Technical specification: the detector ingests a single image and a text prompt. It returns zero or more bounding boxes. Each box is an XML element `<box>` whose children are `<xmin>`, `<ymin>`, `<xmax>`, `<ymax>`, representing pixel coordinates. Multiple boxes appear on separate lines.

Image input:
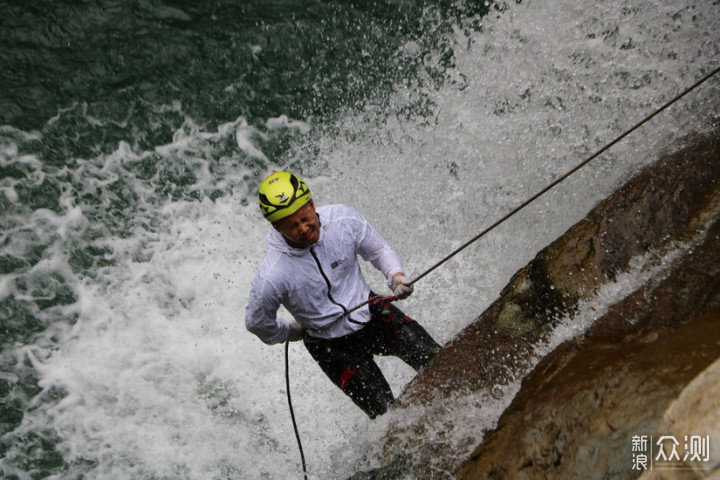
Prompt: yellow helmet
<box><xmin>258</xmin><ymin>172</ymin><xmax>312</xmax><ymax>223</ymax></box>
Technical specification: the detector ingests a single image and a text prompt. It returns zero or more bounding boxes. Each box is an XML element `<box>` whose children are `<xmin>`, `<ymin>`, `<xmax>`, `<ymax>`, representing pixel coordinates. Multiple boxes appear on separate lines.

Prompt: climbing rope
<box><xmin>345</xmin><ymin>64</ymin><xmax>720</xmax><ymax>316</ymax></box>
<box><xmin>286</xmin><ymin>64</ymin><xmax>720</xmax><ymax>478</ymax></box>
<box><xmin>285</xmin><ymin>340</ymin><xmax>308</xmax><ymax>479</ymax></box>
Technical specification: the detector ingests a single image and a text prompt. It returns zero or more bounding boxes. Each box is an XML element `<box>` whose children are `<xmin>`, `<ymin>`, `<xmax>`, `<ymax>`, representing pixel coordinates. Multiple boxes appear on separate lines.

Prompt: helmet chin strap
<box><xmin>282</xmin><ymin>234</ymin><xmax>307</xmax><ymax>249</ymax></box>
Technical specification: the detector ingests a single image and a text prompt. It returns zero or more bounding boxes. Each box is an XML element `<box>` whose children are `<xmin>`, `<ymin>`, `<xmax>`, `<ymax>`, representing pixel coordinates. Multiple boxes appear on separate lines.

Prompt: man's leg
<box><xmin>304</xmin><ymin>334</ymin><xmax>395</xmax><ymax>419</ymax></box>
<box><xmin>396</xmin><ymin>320</ymin><xmax>442</xmax><ymax>370</ymax></box>
<box><xmin>369</xmin><ymin>299</ymin><xmax>442</xmax><ymax>371</ymax></box>
<box><xmin>339</xmin><ymin>357</ymin><xmax>395</xmax><ymax>418</ymax></box>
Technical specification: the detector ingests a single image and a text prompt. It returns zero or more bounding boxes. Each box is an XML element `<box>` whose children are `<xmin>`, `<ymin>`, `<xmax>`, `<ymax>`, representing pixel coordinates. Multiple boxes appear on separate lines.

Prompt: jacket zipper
<box><xmin>310</xmin><ymin>247</ymin><xmax>363</xmax><ymax>325</ymax></box>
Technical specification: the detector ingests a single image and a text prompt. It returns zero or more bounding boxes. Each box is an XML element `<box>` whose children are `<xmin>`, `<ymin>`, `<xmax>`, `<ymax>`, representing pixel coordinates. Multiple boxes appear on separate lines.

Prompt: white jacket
<box><xmin>245</xmin><ymin>204</ymin><xmax>404</xmax><ymax>344</ymax></box>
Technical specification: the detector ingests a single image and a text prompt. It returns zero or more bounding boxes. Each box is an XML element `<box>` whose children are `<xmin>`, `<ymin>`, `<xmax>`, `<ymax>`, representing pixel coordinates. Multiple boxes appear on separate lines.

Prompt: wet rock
<box><xmin>354</xmin><ymin>131</ymin><xmax>720</xmax><ymax>479</ymax></box>
<box><xmin>637</xmin><ymin>356</ymin><xmax>720</xmax><ymax>480</ymax></box>
<box><xmin>459</xmin><ymin>306</ymin><xmax>720</xmax><ymax>479</ymax></box>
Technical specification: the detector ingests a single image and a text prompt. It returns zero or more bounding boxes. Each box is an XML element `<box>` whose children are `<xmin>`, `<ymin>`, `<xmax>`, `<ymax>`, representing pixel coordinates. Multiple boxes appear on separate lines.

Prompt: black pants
<box><xmin>303</xmin><ymin>298</ymin><xmax>441</xmax><ymax>419</ymax></box>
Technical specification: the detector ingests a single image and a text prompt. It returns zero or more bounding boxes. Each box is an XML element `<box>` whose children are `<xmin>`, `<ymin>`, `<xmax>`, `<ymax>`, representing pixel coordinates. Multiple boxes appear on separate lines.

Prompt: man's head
<box><xmin>258</xmin><ymin>172</ymin><xmax>320</xmax><ymax>248</ymax></box>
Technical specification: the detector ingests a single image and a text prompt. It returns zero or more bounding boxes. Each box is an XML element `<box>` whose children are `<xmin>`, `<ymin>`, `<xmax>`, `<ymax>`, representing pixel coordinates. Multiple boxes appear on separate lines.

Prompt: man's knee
<box><xmin>398</xmin><ymin>321</ymin><xmax>441</xmax><ymax>370</ymax></box>
<box><xmin>341</xmin><ymin>361</ymin><xmax>394</xmax><ymax>419</ymax></box>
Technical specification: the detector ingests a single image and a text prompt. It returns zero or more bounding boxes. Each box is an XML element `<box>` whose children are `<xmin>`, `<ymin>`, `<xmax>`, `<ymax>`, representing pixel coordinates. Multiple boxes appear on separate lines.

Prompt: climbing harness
<box><xmin>285</xmin><ymin>63</ymin><xmax>720</xmax><ymax>477</ymax></box>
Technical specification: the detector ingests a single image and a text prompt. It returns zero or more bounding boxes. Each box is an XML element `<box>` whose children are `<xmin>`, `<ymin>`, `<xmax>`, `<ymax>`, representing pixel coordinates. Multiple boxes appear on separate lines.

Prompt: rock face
<box><xmin>354</xmin><ymin>131</ymin><xmax>720</xmax><ymax>479</ymax></box>
<box><xmin>638</xmin><ymin>355</ymin><xmax>720</xmax><ymax>480</ymax></box>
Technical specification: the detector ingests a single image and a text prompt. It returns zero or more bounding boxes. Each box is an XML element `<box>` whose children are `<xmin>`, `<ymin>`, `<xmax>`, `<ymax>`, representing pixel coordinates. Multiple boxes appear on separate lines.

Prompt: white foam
<box><xmin>6</xmin><ymin>1</ymin><xmax>719</xmax><ymax>479</ymax></box>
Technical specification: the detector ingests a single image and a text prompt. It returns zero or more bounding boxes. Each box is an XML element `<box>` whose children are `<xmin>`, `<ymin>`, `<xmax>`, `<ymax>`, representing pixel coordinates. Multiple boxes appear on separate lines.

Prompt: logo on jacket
<box><xmin>331</xmin><ymin>258</ymin><xmax>346</xmax><ymax>269</ymax></box>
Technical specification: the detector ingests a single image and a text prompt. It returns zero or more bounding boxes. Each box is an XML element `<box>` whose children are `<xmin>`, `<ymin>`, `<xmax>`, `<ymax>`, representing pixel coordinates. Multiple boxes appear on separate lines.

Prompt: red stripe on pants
<box><xmin>338</xmin><ymin>365</ymin><xmax>359</xmax><ymax>391</ymax></box>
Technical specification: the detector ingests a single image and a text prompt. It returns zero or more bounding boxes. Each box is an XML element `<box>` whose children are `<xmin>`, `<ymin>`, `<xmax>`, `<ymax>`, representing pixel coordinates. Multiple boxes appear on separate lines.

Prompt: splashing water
<box><xmin>1</xmin><ymin>0</ymin><xmax>718</xmax><ymax>478</ymax></box>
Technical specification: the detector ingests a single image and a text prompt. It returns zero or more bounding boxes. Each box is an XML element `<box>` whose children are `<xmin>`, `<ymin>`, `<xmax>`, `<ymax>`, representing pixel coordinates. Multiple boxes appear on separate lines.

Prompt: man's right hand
<box><xmin>391</xmin><ymin>274</ymin><xmax>414</xmax><ymax>299</ymax></box>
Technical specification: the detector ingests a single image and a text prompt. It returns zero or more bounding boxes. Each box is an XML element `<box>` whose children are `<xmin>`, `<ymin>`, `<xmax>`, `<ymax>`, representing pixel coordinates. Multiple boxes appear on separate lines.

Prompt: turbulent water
<box><xmin>1</xmin><ymin>0</ymin><xmax>718</xmax><ymax>478</ymax></box>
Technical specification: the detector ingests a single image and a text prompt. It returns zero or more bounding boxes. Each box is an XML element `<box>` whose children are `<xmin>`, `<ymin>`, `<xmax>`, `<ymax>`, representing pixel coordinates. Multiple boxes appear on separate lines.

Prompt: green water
<box><xmin>1</xmin><ymin>1</ymin><xmax>490</xmax><ymax>149</ymax></box>
<box><xmin>1</xmin><ymin>0</ymin><xmax>718</xmax><ymax>478</ymax></box>
<box><xmin>1</xmin><ymin>1</ymin><xmax>493</xmax><ymax>478</ymax></box>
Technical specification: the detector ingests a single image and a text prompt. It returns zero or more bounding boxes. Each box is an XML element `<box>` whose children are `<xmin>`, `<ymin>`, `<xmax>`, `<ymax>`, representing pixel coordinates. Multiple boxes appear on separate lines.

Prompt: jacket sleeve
<box><xmin>244</xmin><ymin>274</ymin><xmax>293</xmax><ymax>345</ymax></box>
<box><xmin>351</xmin><ymin>208</ymin><xmax>404</xmax><ymax>289</ymax></box>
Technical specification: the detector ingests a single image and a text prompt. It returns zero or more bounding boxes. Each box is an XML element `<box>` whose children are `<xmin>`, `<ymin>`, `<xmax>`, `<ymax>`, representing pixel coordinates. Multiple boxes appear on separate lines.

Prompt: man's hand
<box><xmin>287</xmin><ymin>319</ymin><xmax>304</xmax><ymax>342</ymax></box>
<box><xmin>391</xmin><ymin>273</ymin><xmax>414</xmax><ymax>300</ymax></box>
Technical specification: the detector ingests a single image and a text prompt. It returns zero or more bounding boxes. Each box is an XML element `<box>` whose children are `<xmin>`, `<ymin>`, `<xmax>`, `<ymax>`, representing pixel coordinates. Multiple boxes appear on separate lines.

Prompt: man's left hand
<box><xmin>391</xmin><ymin>274</ymin><xmax>414</xmax><ymax>299</ymax></box>
<box><xmin>287</xmin><ymin>319</ymin><xmax>304</xmax><ymax>342</ymax></box>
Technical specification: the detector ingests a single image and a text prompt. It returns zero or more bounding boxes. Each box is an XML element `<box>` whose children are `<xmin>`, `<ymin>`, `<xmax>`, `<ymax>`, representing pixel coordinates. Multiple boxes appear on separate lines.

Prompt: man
<box><xmin>245</xmin><ymin>172</ymin><xmax>441</xmax><ymax>418</ymax></box>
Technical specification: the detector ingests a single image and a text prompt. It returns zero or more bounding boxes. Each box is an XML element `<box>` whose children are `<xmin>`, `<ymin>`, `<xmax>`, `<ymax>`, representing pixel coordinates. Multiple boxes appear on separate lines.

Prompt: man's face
<box><xmin>273</xmin><ymin>199</ymin><xmax>320</xmax><ymax>248</ymax></box>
